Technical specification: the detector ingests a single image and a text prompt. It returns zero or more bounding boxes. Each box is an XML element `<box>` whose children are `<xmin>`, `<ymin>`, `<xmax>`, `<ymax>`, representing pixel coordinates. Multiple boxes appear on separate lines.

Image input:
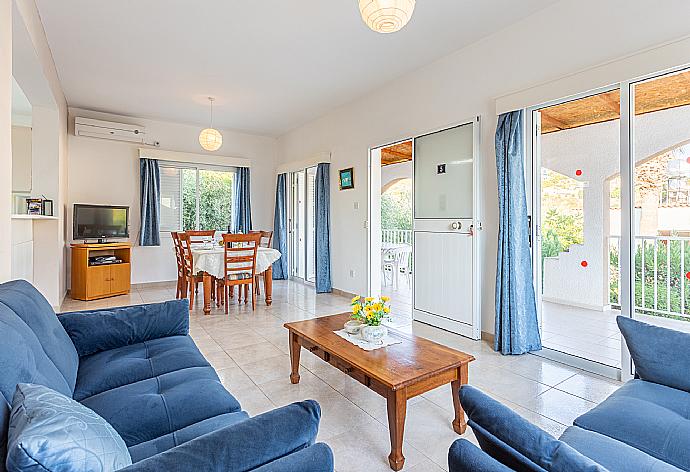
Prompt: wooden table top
<box><xmin>284</xmin><ymin>313</ymin><xmax>474</xmax><ymax>390</ymax></box>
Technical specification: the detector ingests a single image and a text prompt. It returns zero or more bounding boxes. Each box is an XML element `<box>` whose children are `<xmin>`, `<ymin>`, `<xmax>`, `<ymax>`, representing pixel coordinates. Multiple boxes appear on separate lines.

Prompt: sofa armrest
<box><xmin>250</xmin><ymin>443</ymin><xmax>333</xmax><ymax>472</ymax></box>
<box><xmin>59</xmin><ymin>299</ymin><xmax>189</xmax><ymax>357</ymax></box>
<box><xmin>448</xmin><ymin>439</ymin><xmax>513</xmax><ymax>472</ymax></box>
<box><xmin>617</xmin><ymin>315</ymin><xmax>690</xmax><ymax>392</ymax></box>
<box><xmin>118</xmin><ymin>400</ymin><xmax>324</xmax><ymax>472</ymax></box>
<box><xmin>460</xmin><ymin>386</ymin><xmax>605</xmax><ymax>471</ymax></box>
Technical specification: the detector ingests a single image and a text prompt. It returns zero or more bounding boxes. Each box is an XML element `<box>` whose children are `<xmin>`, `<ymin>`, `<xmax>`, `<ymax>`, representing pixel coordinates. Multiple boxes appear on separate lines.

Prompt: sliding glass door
<box><xmin>529</xmin><ymin>65</ymin><xmax>690</xmax><ymax>377</ymax></box>
<box><xmin>630</xmin><ymin>69</ymin><xmax>690</xmax><ymax>333</ymax></box>
<box><xmin>289</xmin><ymin>167</ymin><xmax>317</xmax><ymax>283</ymax></box>
<box><xmin>531</xmin><ymin>89</ymin><xmax>622</xmax><ymax>370</ymax></box>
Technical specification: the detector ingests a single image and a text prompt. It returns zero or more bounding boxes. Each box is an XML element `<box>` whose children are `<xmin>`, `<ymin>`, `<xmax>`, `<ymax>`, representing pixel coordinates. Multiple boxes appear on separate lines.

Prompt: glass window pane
<box><xmin>414</xmin><ymin>123</ymin><xmax>473</xmax><ymax>219</ymax></box>
<box><xmin>182</xmin><ymin>168</ymin><xmax>198</xmax><ymax>230</ymax></box>
<box><xmin>198</xmin><ymin>169</ymin><xmax>234</xmax><ymax>231</ymax></box>
<box><xmin>633</xmin><ymin>69</ymin><xmax>690</xmax><ymax>329</ymax></box>
<box><xmin>536</xmin><ymin>89</ymin><xmax>621</xmax><ymax>368</ymax></box>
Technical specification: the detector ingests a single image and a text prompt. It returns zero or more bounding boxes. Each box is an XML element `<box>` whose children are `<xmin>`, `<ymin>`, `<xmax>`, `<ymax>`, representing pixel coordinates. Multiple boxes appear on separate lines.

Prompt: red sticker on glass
<box><xmin>575</xmin><ymin>169</ymin><xmax>583</xmax><ymax>176</ymax></box>
<box><xmin>581</xmin><ymin>260</ymin><xmax>588</xmax><ymax>267</ymax></box>
<box><xmin>686</xmin><ymin>271</ymin><xmax>690</xmax><ymax>280</ymax></box>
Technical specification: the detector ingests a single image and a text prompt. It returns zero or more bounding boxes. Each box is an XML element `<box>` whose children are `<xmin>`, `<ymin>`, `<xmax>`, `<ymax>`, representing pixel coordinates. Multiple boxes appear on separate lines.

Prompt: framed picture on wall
<box><xmin>339</xmin><ymin>167</ymin><xmax>354</xmax><ymax>190</ymax></box>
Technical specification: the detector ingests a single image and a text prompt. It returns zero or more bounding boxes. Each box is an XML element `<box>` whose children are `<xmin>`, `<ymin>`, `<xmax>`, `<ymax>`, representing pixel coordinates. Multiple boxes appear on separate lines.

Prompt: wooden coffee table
<box><xmin>284</xmin><ymin>313</ymin><xmax>474</xmax><ymax>470</ymax></box>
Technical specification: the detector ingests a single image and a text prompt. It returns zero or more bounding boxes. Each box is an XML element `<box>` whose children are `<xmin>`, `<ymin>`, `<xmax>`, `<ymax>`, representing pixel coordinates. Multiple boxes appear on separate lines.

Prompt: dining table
<box><xmin>191</xmin><ymin>246</ymin><xmax>281</xmax><ymax>314</ymax></box>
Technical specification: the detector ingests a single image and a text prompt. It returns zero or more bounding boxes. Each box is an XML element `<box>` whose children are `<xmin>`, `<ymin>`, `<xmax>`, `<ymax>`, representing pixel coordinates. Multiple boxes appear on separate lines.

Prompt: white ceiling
<box><xmin>35</xmin><ymin>0</ymin><xmax>558</xmax><ymax>136</ymax></box>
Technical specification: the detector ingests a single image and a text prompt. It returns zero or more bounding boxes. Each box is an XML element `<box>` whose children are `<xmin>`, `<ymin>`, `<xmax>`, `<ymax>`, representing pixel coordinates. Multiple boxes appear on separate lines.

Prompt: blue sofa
<box><xmin>0</xmin><ymin>280</ymin><xmax>334</xmax><ymax>471</ymax></box>
<box><xmin>449</xmin><ymin>316</ymin><xmax>690</xmax><ymax>472</ymax></box>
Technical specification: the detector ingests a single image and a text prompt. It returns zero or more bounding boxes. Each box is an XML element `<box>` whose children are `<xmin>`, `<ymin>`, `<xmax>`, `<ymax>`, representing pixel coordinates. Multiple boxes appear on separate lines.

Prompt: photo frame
<box><xmin>339</xmin><ymin>167</ymin><xmax>354</xmax><ymax>190</ymax></box>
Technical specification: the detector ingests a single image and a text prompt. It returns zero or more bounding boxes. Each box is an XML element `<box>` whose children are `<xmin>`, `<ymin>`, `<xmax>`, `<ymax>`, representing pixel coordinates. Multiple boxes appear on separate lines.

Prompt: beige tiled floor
<box><xmin>61</xmin><ymin>279</ymin><xmax>622</xmax><ymax>472</ymax></box>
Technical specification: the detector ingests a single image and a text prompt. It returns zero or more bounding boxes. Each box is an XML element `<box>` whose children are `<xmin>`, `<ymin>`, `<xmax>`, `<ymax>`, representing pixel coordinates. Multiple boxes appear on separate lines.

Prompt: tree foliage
<box><xmin>183</xmin><ymin>169</ymin><xmax>233</xmax><ymax>231</ymax></box>
<box><xmin>381</xmin><ymin>180</ymin><xmax>412</xmax><ymax>230</ymax></box>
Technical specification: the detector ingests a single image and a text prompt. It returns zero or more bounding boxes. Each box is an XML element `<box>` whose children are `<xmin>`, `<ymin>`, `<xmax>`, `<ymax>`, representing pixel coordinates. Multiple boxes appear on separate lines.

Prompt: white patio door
<box><xmin>412</xmin><ymin>119</ymin><xmax>482</xmax><ymax>339</ymax></box>
<box><xmin>289</xmin><ymin>167</ymin><xmax>317</xmax><ymax>282</ymax></box>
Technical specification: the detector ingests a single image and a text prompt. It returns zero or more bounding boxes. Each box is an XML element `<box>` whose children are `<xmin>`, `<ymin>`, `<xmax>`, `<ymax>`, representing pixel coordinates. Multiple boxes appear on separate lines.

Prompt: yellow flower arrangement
<box><xmin>350</xmin><ymin>295</ymin><xmax>392</xmax><ymax>326</ymax></box>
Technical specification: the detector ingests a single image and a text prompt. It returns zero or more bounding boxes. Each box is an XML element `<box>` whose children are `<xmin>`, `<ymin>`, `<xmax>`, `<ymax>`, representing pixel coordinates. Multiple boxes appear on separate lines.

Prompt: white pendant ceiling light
<box><xmin>359</xmin><ymin>0</ymin><xmax>416</xmax><ymax>34</ymax></box>
<box><xmin>199</xmin><ymin>97</ymin><xmax>223</xmax><ymax>151</ymax></box>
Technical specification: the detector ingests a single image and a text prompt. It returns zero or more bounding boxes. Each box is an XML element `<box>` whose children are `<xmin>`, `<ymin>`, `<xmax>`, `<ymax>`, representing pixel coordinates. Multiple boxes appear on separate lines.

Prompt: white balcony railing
<box><xmin>382</xmin><ymin>229</ymin><xmax>413</xmax><ymax>245</ymax></box>
<box><xmin>609</xmin><ymin>235</ymin><xmax>689</xmax><ymax>319</ymax></box>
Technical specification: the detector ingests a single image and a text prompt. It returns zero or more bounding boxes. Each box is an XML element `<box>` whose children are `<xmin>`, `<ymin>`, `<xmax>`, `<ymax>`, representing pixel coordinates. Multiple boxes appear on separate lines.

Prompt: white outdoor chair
<box><xmin>382</xmin><ymin>244</ymin><xmax>412</xmax><ymax>289</ymax></box>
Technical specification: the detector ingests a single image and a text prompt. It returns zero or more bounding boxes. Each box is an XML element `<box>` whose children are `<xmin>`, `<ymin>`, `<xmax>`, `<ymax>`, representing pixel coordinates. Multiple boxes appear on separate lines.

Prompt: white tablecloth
<box><xmin>192</xmin><ymin>247</ymin><xmax>281</xmax><ymax>279</ymax></box>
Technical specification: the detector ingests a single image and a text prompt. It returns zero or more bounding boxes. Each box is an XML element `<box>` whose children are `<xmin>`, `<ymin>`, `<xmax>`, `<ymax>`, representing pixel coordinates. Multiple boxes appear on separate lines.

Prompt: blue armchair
<box><xmin>0</xmin><ymin>280</ymin><xmax>333</xmax><ymax>472</ymax></box>
<box><xmin>448</xmin><ymin>316</ymin><xmax>690</xmax><ymax>472</ymax></box>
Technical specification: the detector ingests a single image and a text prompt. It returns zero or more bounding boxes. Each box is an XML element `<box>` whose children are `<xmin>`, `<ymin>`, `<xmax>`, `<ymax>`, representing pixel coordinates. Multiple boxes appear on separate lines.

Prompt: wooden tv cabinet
<box><xmin>70</xmin><ymin>242</ymin><xmax>132</xmax><ymax>301</ymax></box>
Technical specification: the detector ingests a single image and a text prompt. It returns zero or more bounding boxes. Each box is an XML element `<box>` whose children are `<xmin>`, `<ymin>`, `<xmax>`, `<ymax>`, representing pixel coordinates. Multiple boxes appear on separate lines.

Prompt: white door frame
<box><xmin>367</xmin><ymin>118</ymin><xmax>482</xmax><ymax>339</ymax></box>
<box><xmin>367</xmin><ymin>139</ymin><xmax>413</xmax><ymax>297</ymax></box>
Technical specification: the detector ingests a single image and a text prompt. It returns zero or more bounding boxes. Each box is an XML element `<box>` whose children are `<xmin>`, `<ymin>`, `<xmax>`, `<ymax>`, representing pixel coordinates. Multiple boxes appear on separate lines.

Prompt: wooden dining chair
<box><xmin>249</xmin><ymin>230</ymin><xmax>273</xmax><ymax>295</ymax></box>
<box><xmin>171</xmin><ymin>232</ymin><xmax>187</xmax><ymax>299</ymax></box>
<box><xmin>249</xmin><ymin>230</ymin><xmax>273</xmax><ymax>248</ymax></box>
<box><xmin>183</xmin><ymin>230</ymin><xmax>217</xmax><ymax>297</ymax></box>
<box><xmin>185</xmin><ymin>230</ymin><xmax>216</xmax><ymax>244</ymax></box>
<box><xmin>221</xmin><ymin>233</ymin><xmax>262</xmax><ymax>312</ymax></box>
<box><xmin>178</xmin><ymin>232</ymin><xmax>206</xmax><ymax>308</ymax></box>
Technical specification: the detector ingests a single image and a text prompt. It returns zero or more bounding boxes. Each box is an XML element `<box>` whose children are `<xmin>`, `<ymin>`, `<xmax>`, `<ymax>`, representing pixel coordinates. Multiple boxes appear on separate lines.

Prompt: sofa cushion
<box><xmin>574</xmin><ymin>379</ymin><xmax>690</xmax><ymax>470</ymax></box>
<box><xmin>59</xmin><ymin>300</ymin><xmax>189</xmax><ymax>357</ymax></box>
<box><xmin>560</xmin><ymin>426</ymin><xmax>682</xmax><ymax>472</ymax></box>
<box><xmin>6</xmin><ymin>383</ymin><xmax>131</xmax><ymax>472</ymax></box>
<box><xmin>0</xmin><ymin>280</ymin><xmax>78</xmax><ymax>392</ymax></box>
<box><xmin>128</xmin><ymin>411</ymin><xmax>249</xmax><ymax>462</ymax></box>
<box><xmin>617</xmin><ymin>316</ymin><xmax>690</xmax><ymax>393</ymax></box>
<box><xmin>74</xmin><ymin>335</ymin><xmax>211</xmax><ymax>401</ymax></box>
<box><xmin>79</xmin><ymin>366</ymin><xmax>242</xmax><ymax>447</ymax></box>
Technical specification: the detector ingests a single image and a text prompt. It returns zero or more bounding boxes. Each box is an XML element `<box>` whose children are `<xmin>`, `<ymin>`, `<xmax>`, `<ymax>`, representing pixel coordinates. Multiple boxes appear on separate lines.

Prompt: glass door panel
<box><xmin>289</xmin><ymin>168</ymin><xmax>316</xmax><ymax>283</ymax></box>
<box><xmin>306</xmin><ymin>166</ymin><xmax>317</xmax><ymax>282</ymax></box>
<box><xmin>534</xmin><ymin>89</ymin><xmax>622</xmax><ymax>368</ymax></box>
<box><xmin>631</xmin><ymin>69</ymin><xmax>690</xmax><ymax>332</ymax></box>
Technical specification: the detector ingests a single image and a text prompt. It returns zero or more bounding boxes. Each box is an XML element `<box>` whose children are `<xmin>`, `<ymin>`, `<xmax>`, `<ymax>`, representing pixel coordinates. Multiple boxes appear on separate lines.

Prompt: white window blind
<box><xmin>160</xmin><ymin>166</ymin><xmax>182</xmax><ymax>232</ymax></box>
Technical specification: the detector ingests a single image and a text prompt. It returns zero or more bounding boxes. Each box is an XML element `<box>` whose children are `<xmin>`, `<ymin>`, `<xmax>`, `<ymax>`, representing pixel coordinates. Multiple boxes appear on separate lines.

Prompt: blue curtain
<box><xmin>233</xmin><ymin>167</ymin><xmax>252</xmax><ymax>233</ymax></box>
<box><xmin>140</xmin><ymin>158</ymin><xmax>161</xmax><ymax>246</ymax></box>
<box><xmin>272</xmin><ymin>173</ymin><xmax>288</xmax><ymax>279</ymax></box>
<box><xmin>315</xmin><ymin>163</ymin><xmax>332</xmax><ymax>293</ymax></box>
<box><xmin>495</xmin><ymin>110</ymin><xmax>541</xmax><ymax>355</ymax></box>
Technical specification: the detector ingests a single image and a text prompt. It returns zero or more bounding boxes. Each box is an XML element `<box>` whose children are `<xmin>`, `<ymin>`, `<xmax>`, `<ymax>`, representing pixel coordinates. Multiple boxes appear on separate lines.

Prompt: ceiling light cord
<box><xmin>209</xmin><ymin>97</ymin><xmax>215</xmax><ymax>128</ymax></box>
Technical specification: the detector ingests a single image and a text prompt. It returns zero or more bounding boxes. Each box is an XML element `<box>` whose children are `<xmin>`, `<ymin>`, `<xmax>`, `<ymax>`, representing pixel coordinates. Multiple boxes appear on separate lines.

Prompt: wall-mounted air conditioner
<box><xmin>74</xmin><ymin>117</ymin><xmax>146</xmax><ymax>143</ymax></box>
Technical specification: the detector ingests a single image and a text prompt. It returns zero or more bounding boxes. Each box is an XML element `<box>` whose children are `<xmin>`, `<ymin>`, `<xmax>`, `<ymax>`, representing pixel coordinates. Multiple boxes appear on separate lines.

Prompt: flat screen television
<box><xmin>73</xmin><ymin>204</ymin><xmax>129</xmax><ymax>241</ymax></box>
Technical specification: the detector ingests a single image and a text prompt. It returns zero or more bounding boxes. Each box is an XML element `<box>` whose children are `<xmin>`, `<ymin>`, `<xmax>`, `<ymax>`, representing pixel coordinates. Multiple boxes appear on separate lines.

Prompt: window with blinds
<box><xmin>160</xmin><ymin>166</ymin><xmax>183</xmax><ymax>231</ymax></box>
<box><xmin>159</xmin><ymin>162</ymin><xmax>235</xmax><ymax>232</ymax></box>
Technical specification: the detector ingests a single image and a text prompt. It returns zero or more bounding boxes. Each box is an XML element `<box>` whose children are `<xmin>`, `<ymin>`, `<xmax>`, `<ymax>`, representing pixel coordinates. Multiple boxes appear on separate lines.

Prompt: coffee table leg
<box><xmin>451</xmin><ymin>364</ymin><xmax>469</xmax><ymax>434</ymax></box>
<box><xmin>386</xmin><ymin>388</ymin><xmax>407</xmax><ymax>471</ymax></box>
<box><xmin>289</xmin><ymin>331</ymin><xmax>301</xmax><ymax>384</ymax></box>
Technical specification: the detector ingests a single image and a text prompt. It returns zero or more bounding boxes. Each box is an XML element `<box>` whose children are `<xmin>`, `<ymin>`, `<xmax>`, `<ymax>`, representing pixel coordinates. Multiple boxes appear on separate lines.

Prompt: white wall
<box><xmin>67</xmin><ymin>108</ymin><xmax>278</xmax><ymax>285</ymax></box>
<box><xmin>381</xmin><ymin>161</ymin><xmax>412</xmax><ymax>193</ymax></box>
<box><xmin>277</xmin><ymin>0</ymin><xmax>690</xmax><ymax>335</ymax></box>
<box><xmin>2</xmin><ymin>0</ymin><xmax>68</xmax><ymax>306</ymax></box>
<box><xmin>0</xmin><ymin>1</ymin><xmax>12</xmax><ymax>281</ymax></box>
<box><xmin>11</xmin><ymin>125</ymin><xmax>31</xmax><ymax>192</ymax></box>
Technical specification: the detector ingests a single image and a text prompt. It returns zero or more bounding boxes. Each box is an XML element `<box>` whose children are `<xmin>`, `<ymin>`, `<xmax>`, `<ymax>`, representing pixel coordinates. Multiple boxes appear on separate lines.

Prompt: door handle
<box><xmin>450</xmin><ymin>221</ymin><xmax>463</xmax><ymax>231</ymax></box>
